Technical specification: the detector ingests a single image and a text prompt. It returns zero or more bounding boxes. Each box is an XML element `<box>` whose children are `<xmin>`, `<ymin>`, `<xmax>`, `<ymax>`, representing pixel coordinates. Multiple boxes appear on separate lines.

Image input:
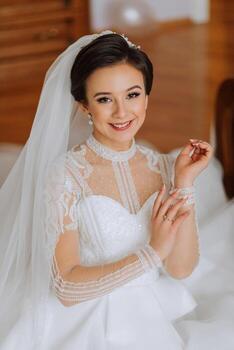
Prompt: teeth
<box><xmin>112</xmin><ymin>121</ymin><xmax>131</xmax><ymax>128</ymax></box>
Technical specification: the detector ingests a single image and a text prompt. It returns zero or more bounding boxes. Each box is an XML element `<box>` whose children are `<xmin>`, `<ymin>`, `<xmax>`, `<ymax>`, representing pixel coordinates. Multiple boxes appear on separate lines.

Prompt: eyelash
<box><xmin>96</xmin><ymin>92</ymin><xmax>140</xmax><ymax>104</ymax></box>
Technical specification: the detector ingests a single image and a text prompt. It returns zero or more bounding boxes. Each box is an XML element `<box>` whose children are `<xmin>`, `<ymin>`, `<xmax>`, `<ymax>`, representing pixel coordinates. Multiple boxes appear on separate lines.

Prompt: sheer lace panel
<box><xmin>70</xmin><ymin>142</ymin><xmax>164</xmax><ymax>215</ymax></box>
<box><xmin>158</xmin><ymin>153</ymin><xmax>176</xmax><ymax>191</ymax></box>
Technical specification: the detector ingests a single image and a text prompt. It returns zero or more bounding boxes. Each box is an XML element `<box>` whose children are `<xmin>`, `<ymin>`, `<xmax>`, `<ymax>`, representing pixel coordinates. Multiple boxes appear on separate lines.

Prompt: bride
<box><xmin>0</xmin><ymin>30</ymin><xmax>233</xmax><ymax>350</ymax></box>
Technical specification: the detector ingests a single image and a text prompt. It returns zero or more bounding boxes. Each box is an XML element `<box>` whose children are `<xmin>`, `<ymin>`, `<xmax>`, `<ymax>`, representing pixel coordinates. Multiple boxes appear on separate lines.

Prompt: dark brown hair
<box><xmin>70</xmin><ymin>33</ymin><xmax>153</xmax><ymax>105</ymax></box>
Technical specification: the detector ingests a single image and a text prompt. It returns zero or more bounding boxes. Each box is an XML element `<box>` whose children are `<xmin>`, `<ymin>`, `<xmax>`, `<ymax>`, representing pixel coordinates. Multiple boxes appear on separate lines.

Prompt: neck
<box><xmin>93</xmin><ymin>130</ymin><xmax>133</xmax><ymax>151</ymax></box>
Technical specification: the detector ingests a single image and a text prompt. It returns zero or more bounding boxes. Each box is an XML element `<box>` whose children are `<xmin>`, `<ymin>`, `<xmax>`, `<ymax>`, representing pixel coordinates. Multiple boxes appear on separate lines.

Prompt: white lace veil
<box><xmin>0</xmin><ymin>29</ymin><xmax>131</xmax><ymax>349</ymax></box>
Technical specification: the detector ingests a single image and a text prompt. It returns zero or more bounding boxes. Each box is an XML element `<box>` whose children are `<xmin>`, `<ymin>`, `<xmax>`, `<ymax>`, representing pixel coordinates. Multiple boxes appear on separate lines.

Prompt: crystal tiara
<box><xmin>112</xmin><ymin>31</ymin><xmax>141</xmax><ymax>49</ymax></box>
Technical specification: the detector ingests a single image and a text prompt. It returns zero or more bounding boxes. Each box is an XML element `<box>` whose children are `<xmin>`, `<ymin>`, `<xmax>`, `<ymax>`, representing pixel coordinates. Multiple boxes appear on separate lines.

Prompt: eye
<box><xmin>127</xmin><ymin>92</ymin><xmax>140</xmax><ymax>99</ymax></box>
<box><xmin>96</xmin><ymin>97</ymin><xmax>111</xmax><ymax>104</ymax></box>
<box><xmin>96</xmin><ymin>92</ymin><xmax>140</xmax><ymax>104</ymax></box>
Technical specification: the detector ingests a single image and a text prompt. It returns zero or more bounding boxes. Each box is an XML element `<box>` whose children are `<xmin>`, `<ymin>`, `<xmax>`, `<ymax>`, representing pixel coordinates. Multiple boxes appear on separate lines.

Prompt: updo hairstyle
<box><xmin>70</xmin><ymin>33</ymin><xmax>153</xmax><ymax>105</ymax></box>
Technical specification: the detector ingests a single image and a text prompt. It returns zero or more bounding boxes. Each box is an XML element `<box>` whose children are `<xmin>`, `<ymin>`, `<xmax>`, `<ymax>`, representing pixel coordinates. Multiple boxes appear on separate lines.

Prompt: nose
<box><xmin>113</xmin><ymin>98</ymin><xmax>128</xmax><ymax>120</ymax></box>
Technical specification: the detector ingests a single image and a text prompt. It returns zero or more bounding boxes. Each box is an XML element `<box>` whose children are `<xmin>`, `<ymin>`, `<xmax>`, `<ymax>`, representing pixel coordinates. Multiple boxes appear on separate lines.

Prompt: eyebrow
<box><xmin>93</xmin><ymin>85</ymin><xmax>142</xmax><ymax>98</ymax></box>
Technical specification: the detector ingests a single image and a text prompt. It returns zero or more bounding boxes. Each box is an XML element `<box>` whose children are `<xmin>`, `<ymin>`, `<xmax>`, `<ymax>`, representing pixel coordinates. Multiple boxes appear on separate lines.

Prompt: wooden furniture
<box><xmin>209</xmin><ymin>1</ymin><xmax>234</xmax><ymax>198</ymax></box>
<box><xmin>210</xmin><ymin>0</ymin><xmax>234</xmax><ymax>22</ymax></box>
<box><xmin>0</xmin><ymin>0</ymin><xmax>90</xmax><ymax>144</ymax></box>
<box><xmin>215</xmin><ymin>79</ymin><xmax>234</xmax><ymax>199</ymax></box>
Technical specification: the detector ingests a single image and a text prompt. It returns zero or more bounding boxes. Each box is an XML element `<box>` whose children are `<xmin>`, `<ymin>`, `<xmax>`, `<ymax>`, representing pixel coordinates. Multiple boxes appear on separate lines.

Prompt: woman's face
<box><xmin>79</xmin><ymin>62</ymin><xmax>148</xmax><ymax>151</ymax></box>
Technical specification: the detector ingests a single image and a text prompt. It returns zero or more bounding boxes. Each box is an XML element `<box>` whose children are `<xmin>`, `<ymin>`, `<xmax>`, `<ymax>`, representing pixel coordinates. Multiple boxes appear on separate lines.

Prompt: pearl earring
<box><xmin>88</xmin><ymin>113</ymin><xmax>93</xmax><ymax>125</ymax></box>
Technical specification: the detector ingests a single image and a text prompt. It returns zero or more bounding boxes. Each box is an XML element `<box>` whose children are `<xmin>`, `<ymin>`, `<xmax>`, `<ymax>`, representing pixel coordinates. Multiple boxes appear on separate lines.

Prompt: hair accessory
<box><xmin>120</xmin><ymin>33</ymin><xmax>141</xmax><ymax>49</ymax></box>
<box><xmin>112</xmin><ymin>31</ymin><xmax>141</xmax><ymax>49</ymax></box>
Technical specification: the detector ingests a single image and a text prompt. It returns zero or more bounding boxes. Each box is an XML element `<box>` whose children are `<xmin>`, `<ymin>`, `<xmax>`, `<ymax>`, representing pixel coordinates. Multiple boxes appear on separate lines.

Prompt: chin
<box><xmin>110</xmin><ymin>130</ymin><xmax>136</xmax><ymax>141</ymax></box>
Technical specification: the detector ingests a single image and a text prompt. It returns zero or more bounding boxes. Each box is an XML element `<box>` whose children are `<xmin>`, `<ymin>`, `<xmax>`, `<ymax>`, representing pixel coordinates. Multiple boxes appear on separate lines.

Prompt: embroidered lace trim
<box><xmin>86</xmin><ymin>133</ymin><xmax>137</xmax><ymax>161</ymax></box>
<box><xmin>137</xmin><ymin>144</ymin><xmax>161</xmax><ymax>173</ymax></box>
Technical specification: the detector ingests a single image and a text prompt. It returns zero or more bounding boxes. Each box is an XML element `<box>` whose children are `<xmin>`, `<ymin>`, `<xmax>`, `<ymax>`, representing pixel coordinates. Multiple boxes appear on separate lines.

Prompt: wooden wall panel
<box><xmin>124</xmin><ymin>20</ymin><xmax>234</xmax><ymax>153</ymax></box>
<box><xmin>0</xmin><ymin>0</ymin><xmax>90</xmax><ymax>145</ymax></box>
<box><xmin>210</xmin><ymin>0</ymin><xmax>234</xmax><ymax>22</ymax></box>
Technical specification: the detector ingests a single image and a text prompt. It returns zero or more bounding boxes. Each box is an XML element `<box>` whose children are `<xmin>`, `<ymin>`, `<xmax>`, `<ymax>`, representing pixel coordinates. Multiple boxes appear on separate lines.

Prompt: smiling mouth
<box><xmin>109</xmin><ymin>120</ymin><xmax>134</xmax><ymax>130</ymax></box>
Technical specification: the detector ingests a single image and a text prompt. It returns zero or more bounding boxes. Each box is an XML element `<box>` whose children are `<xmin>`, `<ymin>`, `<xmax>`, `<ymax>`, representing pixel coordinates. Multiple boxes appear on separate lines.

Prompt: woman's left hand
<box><xmin>174</xmin><ymin>139</ymin><xmax>214</xmax><ymax>186</ymax></box>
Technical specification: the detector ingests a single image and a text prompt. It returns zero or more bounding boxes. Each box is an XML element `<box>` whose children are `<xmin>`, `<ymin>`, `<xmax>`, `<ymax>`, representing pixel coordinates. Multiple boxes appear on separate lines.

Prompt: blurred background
<box><xmin>0</xmin><ymin>0</ymin><xmax>233</xmax><ymax>196</ymax></box>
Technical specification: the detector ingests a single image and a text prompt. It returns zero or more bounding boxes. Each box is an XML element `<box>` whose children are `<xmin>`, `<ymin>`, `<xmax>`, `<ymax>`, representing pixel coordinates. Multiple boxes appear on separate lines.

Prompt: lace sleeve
<box><xmin>44</xmin><ymin>156</ymin><xmax>163</xmax><ymax>306</ymax></box>
<box><xmin>159</xmin><ymin>152</ymin><xmax>201</xmax><ymax>261</ymax></box>
<box><xmin>158</xmin><ymin>153</ymin><xmax>176</xmax><ymax>191</ymax></box>
<box><xmin>44</xmin><ymin>155</ymin><xmax>81</xmax><ymax>260</ymax></box>
<box><xmin>52</xmin><ymin>244</ymin><xmax>163</xmax><ymax>306</ymax></box>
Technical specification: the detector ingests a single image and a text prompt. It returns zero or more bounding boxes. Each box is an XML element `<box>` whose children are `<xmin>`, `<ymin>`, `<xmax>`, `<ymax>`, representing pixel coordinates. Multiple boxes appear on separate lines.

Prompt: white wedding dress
<box><xmin>2</xmin><ymin>134</ymin><xmax>234</xmax><ymax>350</ymax></box>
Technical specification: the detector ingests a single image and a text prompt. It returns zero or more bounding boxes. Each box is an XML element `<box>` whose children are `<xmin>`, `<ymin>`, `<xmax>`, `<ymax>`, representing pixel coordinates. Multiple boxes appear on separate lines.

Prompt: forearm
<box><xmin>59</xmin><ymin>254</ymin><xmax>140</xmax><ymax>306</ymax></box>
<box><xmin>52</xmin><ymin>245</ymin><xmax>162</xmax><ymax>306</ymax></box>
<box><xmin>164</xmin><ymin>181</ymin><xmax>200</xmax><ymax>279</ymax></box>
<box><xmin>65</xmin><ymin>253</ymin><xmax>138</xmax><ymax>283</ymax></box>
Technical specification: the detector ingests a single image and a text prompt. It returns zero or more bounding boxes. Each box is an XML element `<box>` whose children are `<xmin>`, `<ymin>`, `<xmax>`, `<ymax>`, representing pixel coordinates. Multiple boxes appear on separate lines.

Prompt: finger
<box><xmin>192</xmin><ymin>142</ymin><xmax>209</xmax><ymax>151</ymax></box>
<box><xmin>171</xmin><ymin>210</ymin><xmax>191</xmax><ymax>232</ymax></box>
<box><xmin>179</xmin><ymin>143</ymin><xmax>195</xmax><ymax>156</ymax></box>
<box><xmin>157</xmin><ymin>189</ymin><xmax>181</xmax><ymax>217</ymax></box>
<box><xmin>193</xmin><ymin>145</ymin><xmax>213</xmax><ymax>161</ymax></box>
<box><xmin>190</xmin><ymin>140</ymin><xmax>213</xmax><ymax>154</ymax></box>
<box><xmin>165</xmin><ymin>196</ymin><xmax>188</xmax><ymax>221</ymax></box>
<box><xmin>190</xmin><ymin>139</ymin><xmax>210</xmax><ymax>144</ymax></box>
<box><xmin>190</xmin><ymin>138</ymin><xmax>210</xmax><ymax>145</ymax></box>
<box><xmin>151</xmin><ymin>184</ymin><xmax>166</xmax><ymax>220</ymax></box>
<box><xmin>190</xmin><ymin>141</ymin><xmax>214</xmax><ymax>160</ymax></box>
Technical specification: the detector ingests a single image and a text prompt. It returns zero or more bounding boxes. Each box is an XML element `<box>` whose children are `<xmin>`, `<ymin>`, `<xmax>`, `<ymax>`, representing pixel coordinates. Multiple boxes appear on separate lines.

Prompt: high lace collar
<box><xmin>86</xmin><ymin>133</ymin><xmax>137</xmax><ymax>161</ymax></box>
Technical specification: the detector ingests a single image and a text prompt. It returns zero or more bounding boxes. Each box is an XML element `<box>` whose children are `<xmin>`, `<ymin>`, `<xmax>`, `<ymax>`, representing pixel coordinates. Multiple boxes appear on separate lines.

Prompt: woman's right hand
<box><xmin>149</xmin><ymin>184</ymin><xmax>191</xmax><ymax>261</ymax></box>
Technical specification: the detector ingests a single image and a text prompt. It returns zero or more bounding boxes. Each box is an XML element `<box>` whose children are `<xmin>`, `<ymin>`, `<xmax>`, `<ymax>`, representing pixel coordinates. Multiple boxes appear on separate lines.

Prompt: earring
<box><xmin>88</xmin><ymin>113</ymin><xmax>93</xmax><ymax>125</ymax></box>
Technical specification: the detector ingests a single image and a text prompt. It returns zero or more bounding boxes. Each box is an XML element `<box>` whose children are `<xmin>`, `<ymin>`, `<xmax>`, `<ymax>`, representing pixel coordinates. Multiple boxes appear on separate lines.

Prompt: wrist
<box><xmin>146</xmin><ymin>243</ymin><xmax>163</xmax><ymax>268</ymax></box>
<box><xmin>149</xmin><ymin>240</ymin><xmax>163</xmax><ymax>261</ymax></box>
<box><xmin>169</xmin><ymin>184</ymin><xmax>196</xmax><ymax>207</ymax></box>
<box><xmin>136</xmin><ymin>243</ymin><xmax>163</xmax><ymax>271</ymax></box>
<box><xmin>174</xmin><ymin>179</ymin><xmax>194</xmax><ymax>188</ymax></box>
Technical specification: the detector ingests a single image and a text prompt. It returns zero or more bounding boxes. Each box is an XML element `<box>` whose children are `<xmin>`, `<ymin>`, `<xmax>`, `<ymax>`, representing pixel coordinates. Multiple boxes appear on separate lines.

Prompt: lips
<box><xmin>109</xmin><ymin>120</ymin><xmax>134</xmax><ymax>131</ymax></box>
